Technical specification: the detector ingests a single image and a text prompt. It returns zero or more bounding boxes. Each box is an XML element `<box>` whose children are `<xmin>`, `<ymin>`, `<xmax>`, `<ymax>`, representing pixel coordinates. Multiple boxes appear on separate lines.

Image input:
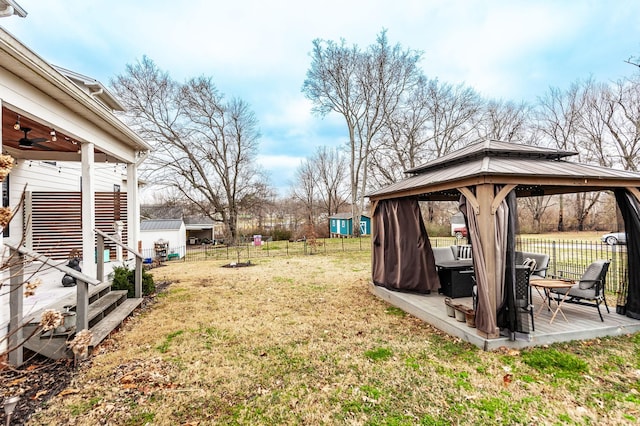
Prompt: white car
<box><xmin>601</xmin><ymin>232</ymin><xmax>626</xmax><ymax>245</ymax></box>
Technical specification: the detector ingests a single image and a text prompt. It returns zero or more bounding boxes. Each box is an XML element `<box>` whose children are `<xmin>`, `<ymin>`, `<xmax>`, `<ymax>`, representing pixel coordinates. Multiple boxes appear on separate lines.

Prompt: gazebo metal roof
<box><xmin>368</xmin><ymin>140</ymin><xmax>640</xmax><ymax>202</ymax></box>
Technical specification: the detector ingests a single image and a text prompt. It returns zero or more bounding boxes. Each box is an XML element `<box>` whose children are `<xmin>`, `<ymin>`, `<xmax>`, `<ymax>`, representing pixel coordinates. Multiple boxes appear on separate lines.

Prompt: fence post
<box><xmin>551</xmin><ymin>241</ymin><xmax>557</xmax><ymax>277</ymax></box>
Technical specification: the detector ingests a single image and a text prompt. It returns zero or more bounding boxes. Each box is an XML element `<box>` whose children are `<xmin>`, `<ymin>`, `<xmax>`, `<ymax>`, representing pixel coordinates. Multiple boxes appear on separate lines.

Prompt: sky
<box><xmin>1</xmin><ymin>0</ymin><xmax>640</xmax><ymax>197</ymax></box>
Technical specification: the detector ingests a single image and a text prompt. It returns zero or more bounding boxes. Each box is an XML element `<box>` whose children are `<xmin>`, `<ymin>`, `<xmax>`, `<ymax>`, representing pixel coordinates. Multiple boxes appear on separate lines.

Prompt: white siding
<box><xmin>5</xmin><ymin>161</ymin><xmax>127</xmax><ymax>241</ymax></box>
<box><xmin>139</xmin><ymin>223</ymin><xmax>186</xmax><ymax>258</ymax></box>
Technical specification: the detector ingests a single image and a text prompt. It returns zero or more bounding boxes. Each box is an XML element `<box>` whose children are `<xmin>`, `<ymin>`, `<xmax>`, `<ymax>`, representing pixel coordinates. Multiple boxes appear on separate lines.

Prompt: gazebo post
<box><xmin>476</xmin><ymin>183</ymin><xmax>500</xmax><ymax>339</ymax></box>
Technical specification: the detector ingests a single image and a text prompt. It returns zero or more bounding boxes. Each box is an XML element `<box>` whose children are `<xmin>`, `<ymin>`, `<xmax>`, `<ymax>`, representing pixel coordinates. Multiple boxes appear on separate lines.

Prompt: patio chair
<box><xmin>549</xmin><ymin>260</ymin><xmax>611</xmax><ymax>322</ymax></box>
<box><xmin>514</xmin><ymin>265</ymin><xmax>534</xmax><ymax>333</ymax></box>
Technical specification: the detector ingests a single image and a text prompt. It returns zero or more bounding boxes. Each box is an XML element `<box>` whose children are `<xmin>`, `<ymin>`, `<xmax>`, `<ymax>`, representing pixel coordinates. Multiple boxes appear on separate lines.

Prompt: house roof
<box><xmin>183</xmin><ymin>216</ymin><xmax>214</xmax><ymax>226</ymax></box>
<box><xmin>183</xmin><ymin>216</ymin><xmax>216</xmax><ymax>230</ymax></box>
<box><xmin>368</xmin><ymin>139</ymin><xmax>640</xmax><ymax>201</ymax></box>
<box><xmin>53</xmin><ymin>65</ymin><xmax>125</xmax><ymax>112</ymax></box>
<box><xmin>0</xmin><ymin>0</ymin><xmax>27</xmax><ymax>18</ymax></box>
<box><xmin>0</xmin><ymin>26</ymin><xmax>152</xmax><ymax>155</ymax></box>
<box><xmin>140</xmin><ymin>219</ymin><xmax>184</xmax><ymax>231</ymax></box>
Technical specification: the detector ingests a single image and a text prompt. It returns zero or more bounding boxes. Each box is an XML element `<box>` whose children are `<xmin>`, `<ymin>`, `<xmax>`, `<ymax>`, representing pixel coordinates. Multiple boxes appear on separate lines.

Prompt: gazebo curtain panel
<box><xmin>372</xmin><ymin>197</ymin><xmax>440</xmax><ymax>293</ymax></box>
<box><xmin>614</xmin><ymin>188</ymin><xmax>640</xmax><ymax>320</ymax></box>
<box><xmin>460</xmin><ymin>187</ymin><xmax>518</xmax><ymax>336</ymax></box>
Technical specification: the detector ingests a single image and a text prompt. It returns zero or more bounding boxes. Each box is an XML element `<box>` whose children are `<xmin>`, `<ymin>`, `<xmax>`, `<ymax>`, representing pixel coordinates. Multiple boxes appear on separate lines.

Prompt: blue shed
<box><xmin>329</xmin><ymin>213</ymin><xmax>371</xmax><ymax>237</ymax></box>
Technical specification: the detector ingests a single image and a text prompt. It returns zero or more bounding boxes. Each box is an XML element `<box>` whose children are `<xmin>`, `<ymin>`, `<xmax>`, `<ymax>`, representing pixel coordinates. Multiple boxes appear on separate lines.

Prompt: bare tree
<box><xmin>535</xmin><ymin>83</ymin><xmax>585</xmax><ymax>231</ymax></box>
<box><xmin>291</xmin><ymin>158</ymin><xmax>317</xmax><ymax>226</ymax></box>
<box><xmin>314</xmin><ymin>146</ymin><xmax>349</xmax><ymax>221</ymax></box>
<box><xmin>291</xmin><ymin>146</ymin><xmax>348</xmax><ymax>235</ymax></box>
<box><xmin>599</xmin><ymin>76</ymin><xmax>640</xmax><ymax>172</ymax></box>
<box><xmin>423</xmin><ymin>79</ymin><xmax>483</xmax><ymax>157</ymax></box>
<box><xmin>577</xmin><ymin>78</ymin><xmax>614</xmax><ymax>168</ymax></box>
<box><xmin>476</xmin><ymin>99</ymin><xmax>532</xmax><ymax>142</ymax></box>
<box><xmin>111</xmin><ymin>57</ymin><xmax>266</xmax><ymax>243</ymax></box>
<box><xmin>303</xmin><ymin>30</ymin><xmax>422</xmax><ymax>235</ymax></box>
<box><xmin>369</xmin><ymin>75</ymin><xmax>432</xmax><ymax>187</ymax></box>
<box><xmin>519</xmin><ymin>196</ymin><xmax>554</xmax><ymax>233</ymax></box>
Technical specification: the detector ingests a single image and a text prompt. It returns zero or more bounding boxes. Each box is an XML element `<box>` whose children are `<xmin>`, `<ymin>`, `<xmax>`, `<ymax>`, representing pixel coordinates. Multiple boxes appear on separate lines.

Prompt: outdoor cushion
<box><xmin>432</xmin><ymin>247</ymin><xmax>456</xmax><ymax>263</ymax></box>
<box><xmin>578</xmin><ymin>260</ymin><xmax>608</xmax><ymax>289</ymax></box>
<box><xmin>522</xmin><ymin>257</ymin><xmax>537</xmax><ymax>274</ymax></box>
<box><xmin>552</xmin><ymin>285</ymin><xmax>596</xmax><ymax>299</ymax></box>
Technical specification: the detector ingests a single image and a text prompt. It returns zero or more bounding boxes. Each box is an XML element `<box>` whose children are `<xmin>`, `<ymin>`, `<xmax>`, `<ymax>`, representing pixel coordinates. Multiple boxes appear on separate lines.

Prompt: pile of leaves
<box><xmin>0</xmin><ymin>355</ymin><xmax>80</xmax><ymax>424</ymax></box>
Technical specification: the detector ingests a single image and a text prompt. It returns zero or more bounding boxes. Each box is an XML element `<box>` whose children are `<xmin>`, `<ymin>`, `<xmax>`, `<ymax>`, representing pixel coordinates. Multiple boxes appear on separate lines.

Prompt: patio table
<box><xmin>531</xmin><ymin>279</ymin><xmax>574</xmax><ymax>324</ymax></box>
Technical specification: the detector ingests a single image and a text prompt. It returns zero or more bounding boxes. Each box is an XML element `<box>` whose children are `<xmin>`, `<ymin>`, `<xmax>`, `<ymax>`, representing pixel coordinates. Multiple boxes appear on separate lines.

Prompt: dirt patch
<box><xmin>221</xmin><ymin>261</ymin><xmax>255</xmax><ymax>268</ymax></box>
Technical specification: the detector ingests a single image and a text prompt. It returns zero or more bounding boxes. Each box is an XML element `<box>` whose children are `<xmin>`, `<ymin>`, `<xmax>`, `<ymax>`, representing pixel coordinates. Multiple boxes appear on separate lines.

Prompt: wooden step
<box><xmin>89</xmin><ymin>298</ymin><xmax>143</xmax><ymax>347</ymax></box>
<box><xmin>24</xmin><ymin>280</ymin><xmax>112</xmax><ymax>325</ymax></box>
<box><xmin>87</xmin><ymin>290</ymin><xmax>128</xmax><ymax>327</ymax></box>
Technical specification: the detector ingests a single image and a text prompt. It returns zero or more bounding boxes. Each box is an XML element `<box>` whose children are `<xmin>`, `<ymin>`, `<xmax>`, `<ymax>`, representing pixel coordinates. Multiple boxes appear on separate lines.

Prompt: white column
<box><xmin>127</xmin><ymin>161</ymin><xmax>140</xmax><ymax>258</ymax></box>
<box><xmin>81</xmin><ymin>142</ymin><xmax>97</xmax><ymax>278</ymax></box>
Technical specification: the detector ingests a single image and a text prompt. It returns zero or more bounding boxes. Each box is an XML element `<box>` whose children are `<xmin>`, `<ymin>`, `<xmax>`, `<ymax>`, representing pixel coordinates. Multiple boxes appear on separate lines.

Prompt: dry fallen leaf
<box><xmin>503</xmin><ymin>373</ymin><xmax>513</xmax><ymax>386</ymax></box>
<box><xmin>32</xmin><ymin>390</ymin><xmax>48</xmax><ymax>400</ymax></box>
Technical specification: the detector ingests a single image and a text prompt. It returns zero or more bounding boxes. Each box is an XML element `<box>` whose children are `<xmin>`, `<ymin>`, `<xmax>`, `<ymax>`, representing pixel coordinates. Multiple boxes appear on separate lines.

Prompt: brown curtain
<box><xmin>371</xmin><ymin>197</ymin><xmax>440</xmax><ymax>293</ymax></box>
<box><xmin>461</xmin><ymin>193</ymin><xmax>493</xmax><ymax>334</ymax></box>
<box><xmin>461</xmin><ymin>186</ymin><xmax>514</xmax><ymax>336</ymax></box>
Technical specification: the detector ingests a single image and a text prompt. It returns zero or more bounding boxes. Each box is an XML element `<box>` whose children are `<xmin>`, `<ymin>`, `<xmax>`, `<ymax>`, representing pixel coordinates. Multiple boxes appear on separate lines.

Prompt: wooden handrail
<box><xmin>95</xmin><ymin>229</ymin><xmax>143</xmax><ymax>299</ymax></box>
<box><xmin>4</xmin><ymin>242</ymin><xmax>100</xmax><ymax>285</ymax></box>
<box><xmin>94</xmin><ymin>228</ymin><xmax>143</xmax><ymax>259</ymax></box>
<box><xmin>5</xmin><ymin>242</ymin><xmax>100</xmax><ymax>366</ymax></box>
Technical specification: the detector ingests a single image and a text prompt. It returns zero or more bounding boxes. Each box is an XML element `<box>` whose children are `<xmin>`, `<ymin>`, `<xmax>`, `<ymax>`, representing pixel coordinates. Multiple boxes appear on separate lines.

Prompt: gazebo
<box><xmin>368</xmin><ymin>140</ymin><xmax>640</xmax><ymax>340</ymax></box>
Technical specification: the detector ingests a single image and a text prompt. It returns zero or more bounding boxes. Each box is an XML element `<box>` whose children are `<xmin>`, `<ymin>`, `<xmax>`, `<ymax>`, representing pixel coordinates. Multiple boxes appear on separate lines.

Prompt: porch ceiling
<box><xmin>3</xmin><ymin>106</ymin><xmax>84</xmax><ymax>153</ymax></box>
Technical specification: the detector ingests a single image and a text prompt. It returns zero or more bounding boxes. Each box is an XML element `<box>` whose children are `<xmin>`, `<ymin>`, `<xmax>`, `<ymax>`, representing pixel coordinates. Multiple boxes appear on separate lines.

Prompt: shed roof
<box><xmin>140</xmin><ymin>219</ymin><xmax>184</xmax><ymax>231</ymax></box>
<box><xmin>330</xmin><ymin>213</ymin><xmax>371</xmax><ymax>220</ymax></box>
<box><xmin>368</xmin><ymin>140</ymin><xmax>640</xmax><ymax>201</ymax></box>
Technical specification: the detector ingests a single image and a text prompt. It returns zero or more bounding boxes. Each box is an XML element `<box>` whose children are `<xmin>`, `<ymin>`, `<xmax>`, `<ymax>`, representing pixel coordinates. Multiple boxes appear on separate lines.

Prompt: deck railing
<box><xmin>4</xmin><ymin>242</ymin><xmax>100</xmax><ymax>366</ymax></box>
<box><xmin>431</xmin><ymin>236</ymin><xmax>628</xmax><ymax>295</ymax></box>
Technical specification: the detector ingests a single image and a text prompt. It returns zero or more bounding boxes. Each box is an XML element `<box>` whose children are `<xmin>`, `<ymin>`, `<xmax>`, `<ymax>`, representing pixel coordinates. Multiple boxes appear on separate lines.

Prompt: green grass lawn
<box><xmin>30</xmin><ymin>251</ymin><xmax>640</xmax><ymax>425</ymax></box>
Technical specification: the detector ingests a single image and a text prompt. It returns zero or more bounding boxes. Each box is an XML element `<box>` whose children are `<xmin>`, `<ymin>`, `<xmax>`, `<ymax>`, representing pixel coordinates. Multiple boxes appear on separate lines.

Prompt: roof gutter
<box><xmin>0</xmin><ymin>1</ymin><xmax>27</xmax><ymax>17</ymax></box>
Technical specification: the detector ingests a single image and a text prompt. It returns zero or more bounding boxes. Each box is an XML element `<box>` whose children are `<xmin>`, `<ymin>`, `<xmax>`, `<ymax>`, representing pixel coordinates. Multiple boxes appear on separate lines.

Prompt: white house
<box><xmin>0</xmin><ymin>5</ymin><xmax>152</xmax><ymax>364</ymax></box>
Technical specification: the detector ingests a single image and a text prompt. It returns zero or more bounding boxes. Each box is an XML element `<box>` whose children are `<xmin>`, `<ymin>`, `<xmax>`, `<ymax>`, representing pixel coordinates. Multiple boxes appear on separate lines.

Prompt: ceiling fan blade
<box><xmin>33</xmin><ymin>142</ymin><xmax>54</xmax><ymax>150</ymax></box>
<box><xmin>19</xmin><ymin>139</ymin><xmax>33</xmax><ymax>148</ymax></box>
<box><xmin>31</xmin><ymin>137</ymin><xmax>48</xmax><ymax>143</ymax></box>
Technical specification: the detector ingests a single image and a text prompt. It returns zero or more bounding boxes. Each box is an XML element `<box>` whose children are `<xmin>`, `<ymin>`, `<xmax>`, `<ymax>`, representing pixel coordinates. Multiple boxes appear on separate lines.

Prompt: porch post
<box><xmin>8</xmin><ymin>250</ymin><xmax>24</xmax><ymax>366</ymax></box>
<box><xmin>126</xmin><ymin>160</ymin><xmax>139</xmax><ymax>260</ymax></box>
<box><xmin>81</xmin><ymin>142</ymin><xmax>97</xmax><ymax>279</ymax></box>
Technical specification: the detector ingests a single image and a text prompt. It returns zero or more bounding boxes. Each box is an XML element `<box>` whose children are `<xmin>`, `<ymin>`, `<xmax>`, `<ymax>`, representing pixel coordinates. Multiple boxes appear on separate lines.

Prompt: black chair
<box><xmin>549</xmin><ymin>260</ymin><xmax>611</xmax><ymax>322</ymax></box>
<box><xmin>514</xmin><ymin>265</ymin><xmax>534</xmax><ymax>333</ymax></box>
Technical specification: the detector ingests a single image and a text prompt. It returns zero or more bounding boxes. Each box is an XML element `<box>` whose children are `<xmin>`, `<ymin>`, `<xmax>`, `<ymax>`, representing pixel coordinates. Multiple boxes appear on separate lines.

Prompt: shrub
<box><xmin>271</xmin><ymin>228</ymin><xmax>292</xmax><ymax>241</ymax></box>
<box><xmin>111</xmin><ymin>265</ymin><xmax>155</xmax><ymax>297</ymax></box>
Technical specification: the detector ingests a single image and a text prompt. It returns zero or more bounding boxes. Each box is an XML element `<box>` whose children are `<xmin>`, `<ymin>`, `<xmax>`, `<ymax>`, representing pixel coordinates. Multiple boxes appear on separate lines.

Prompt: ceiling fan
<box><xmin>17</xmin><ymin>127</ymin><xmax>49</xmax><ymax>149</ymax></box>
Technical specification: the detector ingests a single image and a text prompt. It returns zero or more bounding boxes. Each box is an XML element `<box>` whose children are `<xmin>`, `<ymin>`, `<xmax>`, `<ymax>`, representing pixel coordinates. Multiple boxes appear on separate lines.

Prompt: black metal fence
<box><xmin>431</xmin><ymin>237</ymin><xmax>628</xmax><ymax>295</ymax></box>
<box><xmin>150</xmin><ymin>235</ymin><xmax>629</xmax><ymax>296</ymax></box>
<box><xmin>142</xmin><ymin>237</ymin><xmax>370</xmax><ymax>263</ymax></box>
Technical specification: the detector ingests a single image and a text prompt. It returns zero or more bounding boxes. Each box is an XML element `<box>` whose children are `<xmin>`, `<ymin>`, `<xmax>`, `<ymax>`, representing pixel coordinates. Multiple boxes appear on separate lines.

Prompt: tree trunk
<box><xmin>557</xmin><ymin>194</ymin><xmax>564</xmax><ymax>232</ymax></box>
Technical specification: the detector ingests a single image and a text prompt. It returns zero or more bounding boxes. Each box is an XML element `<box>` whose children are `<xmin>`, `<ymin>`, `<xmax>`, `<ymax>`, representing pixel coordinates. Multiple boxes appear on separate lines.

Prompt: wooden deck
<box><xmin>369</xmin><ymin>283</ymin><xmax>640</xmax><ymax>351</ymax></box>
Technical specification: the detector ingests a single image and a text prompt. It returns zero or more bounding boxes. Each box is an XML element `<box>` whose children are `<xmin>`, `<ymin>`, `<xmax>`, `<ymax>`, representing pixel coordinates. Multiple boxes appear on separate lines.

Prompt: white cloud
<box><xmin>5</xmin><ymin>0</ymin><xmax>640</xmax><ymax>198</ymax></box>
